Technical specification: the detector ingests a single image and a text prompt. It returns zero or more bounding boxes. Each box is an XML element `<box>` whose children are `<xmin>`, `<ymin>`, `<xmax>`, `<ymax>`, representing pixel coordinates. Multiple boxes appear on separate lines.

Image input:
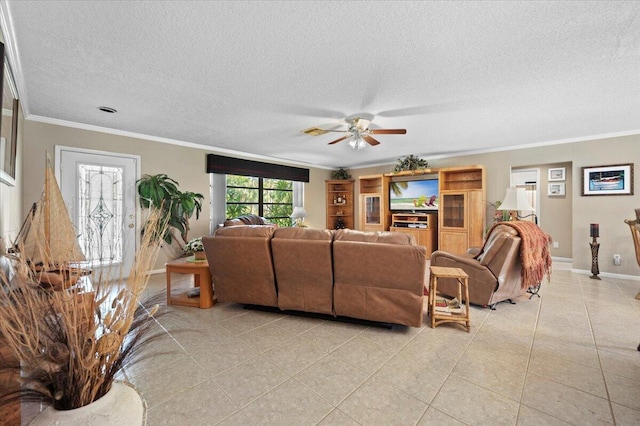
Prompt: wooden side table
<box><xmin>428</xmin><ymin>266</ymin><xmax>471</xmax><ymax>332</ymax></box>
<box><xmin>165</xmin><ymin>258</ymin><xmax>216</xmax><ymax>309</ymax></box>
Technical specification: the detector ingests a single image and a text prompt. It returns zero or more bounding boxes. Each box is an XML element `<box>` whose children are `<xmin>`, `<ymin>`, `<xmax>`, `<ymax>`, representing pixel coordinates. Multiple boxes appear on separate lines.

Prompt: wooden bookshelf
<box><xmin>326</xmin><ymin>180</ymin><xmax>355</xmax><ymax>229</ymax></box>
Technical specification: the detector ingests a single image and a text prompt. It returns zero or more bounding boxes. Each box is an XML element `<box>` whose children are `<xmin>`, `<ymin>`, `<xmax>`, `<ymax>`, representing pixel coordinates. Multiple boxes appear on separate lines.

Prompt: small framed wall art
<box><xmin>581</xmin><ymin>163</ymin><xmax>634</xmax><ymax>196</ymax></box>
<box><xmin>548</xmin><ymin>167</ymin><xmax>565</xmax><ymax>181</ymax></box>
<box><xmin>548</xmin><ymin>182</ymin><xmax>565</xmax><ymax>196</ymax></box>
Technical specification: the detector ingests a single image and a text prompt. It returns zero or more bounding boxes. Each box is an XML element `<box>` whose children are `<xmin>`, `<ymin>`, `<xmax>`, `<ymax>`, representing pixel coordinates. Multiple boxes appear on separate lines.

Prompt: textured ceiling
<box><xmin>2</xmin><ymin>1</ymin><xmax>639</xmax><ymax>169</ymax></box>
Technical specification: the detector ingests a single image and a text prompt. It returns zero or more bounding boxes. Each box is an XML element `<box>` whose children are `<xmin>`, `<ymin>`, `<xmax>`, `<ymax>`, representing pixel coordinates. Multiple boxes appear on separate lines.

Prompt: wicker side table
<box><xmin>428</xmin><ymin>266</ymin><xmax>471</xmax><ymax>332</ymax></box>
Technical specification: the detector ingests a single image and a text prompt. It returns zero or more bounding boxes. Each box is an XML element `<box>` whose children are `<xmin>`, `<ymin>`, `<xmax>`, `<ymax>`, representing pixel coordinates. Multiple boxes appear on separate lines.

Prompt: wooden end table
<box><xmin>428</xmin><ymin>266</ymin><xmax>471</xmax><ymax>332</ymax></box>
<box><xmin>165</xmin><ymin>258</ymin><xmax>216</xmax><ymax>309</ymax></box>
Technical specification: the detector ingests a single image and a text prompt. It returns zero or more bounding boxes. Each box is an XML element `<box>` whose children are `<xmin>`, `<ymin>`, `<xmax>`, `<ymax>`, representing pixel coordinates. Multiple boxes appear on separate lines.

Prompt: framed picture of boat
<box><xmin>548</xmin><ymin>167</ymin><xmax>565</xmax><ymax>181</ymax></box>
<box><xmin>582</xmin><ymin>163</ymin><xmax>634</xmax><ymax>196</ymax></box>
<box><xmin>548</xmin><ymin>182</ymin><xmax>565</xmax><ymax>196</ymax></box>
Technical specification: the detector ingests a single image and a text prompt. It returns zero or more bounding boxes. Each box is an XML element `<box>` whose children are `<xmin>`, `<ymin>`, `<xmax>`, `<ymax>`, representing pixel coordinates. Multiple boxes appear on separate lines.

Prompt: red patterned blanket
<box><xmin>483</xmin><ymin>221</ymin><xmax>552</xmax><ymax>289</ymax></box>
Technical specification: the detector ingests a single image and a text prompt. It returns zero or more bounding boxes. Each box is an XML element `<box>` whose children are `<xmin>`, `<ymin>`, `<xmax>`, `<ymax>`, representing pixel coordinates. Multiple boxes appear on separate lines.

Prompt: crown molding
<box><xmin>26</xmin><ymin>114</ymin><xmax>334</xmax><ymax>170</ymax></box>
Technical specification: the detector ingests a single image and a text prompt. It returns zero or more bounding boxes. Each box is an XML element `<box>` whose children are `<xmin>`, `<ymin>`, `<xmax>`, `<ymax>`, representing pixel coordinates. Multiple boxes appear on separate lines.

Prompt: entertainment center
<box><xmin>390</xmin><ymin>212</ymin><xmax>438</xmax><ymax>257</ymax></box>
<box><xmin>354</xmin><ymin>165</ymin><xmax>486</xmax><ymax>255</ymax></box>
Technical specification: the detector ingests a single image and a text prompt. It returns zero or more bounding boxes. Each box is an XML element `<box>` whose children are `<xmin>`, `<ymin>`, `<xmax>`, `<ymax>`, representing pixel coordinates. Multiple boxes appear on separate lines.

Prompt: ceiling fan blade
<box><xmin>327</xmin><ymin>135</ymin><xmax>352</xmax><ymax>145</ymax></box>
<box><xmin>301</xmin><ymin>127</ymin><xmax>346</xmax><ymax>136</ymax></box>
<box><xmin>369</xmin><ymin>129</ymin><xmax>407</xmax><ymax>135</ymax></box>
<box><xmin>363</xmin><ymin>135</ymin><xmax>381</xmax><ymax>146</ymax></box>
<box><xmin>301</xmin><ymin>127</ymin><xmax>329</xmax><ymax>136</ymax></box>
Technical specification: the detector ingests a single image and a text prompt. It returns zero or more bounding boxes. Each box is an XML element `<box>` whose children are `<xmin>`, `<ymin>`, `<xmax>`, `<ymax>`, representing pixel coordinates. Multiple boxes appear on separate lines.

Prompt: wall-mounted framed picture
<box><xmin>0</xmin><ymin>42</ymin><xmax>19</xmax><ymax>187</ymax></box>
<box><xmin>548</xmin><ymin>167</ymin><xmax>565</xmax><ymax>181</ymax></box>
<box><xmin>548</xmin><ymin>182</ymin><xmax>565</xmax><ymax>196</ymax></box>
<box><xmin>582</xmin><ymin>163</ymin><xmax>634</xmax><ymax>196</ymax></box>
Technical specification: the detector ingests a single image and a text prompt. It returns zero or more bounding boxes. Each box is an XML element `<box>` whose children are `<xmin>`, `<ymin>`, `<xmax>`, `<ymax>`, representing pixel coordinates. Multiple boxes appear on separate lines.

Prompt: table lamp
<box><xmin>497</xmin><ymin>187</ymin><xmax>538</xmax><ymax>224</ymax></box>
<box><xmin>290</xmin><ymin>206</ymin><xmax>307</xmax><ymax>227</ymax></box>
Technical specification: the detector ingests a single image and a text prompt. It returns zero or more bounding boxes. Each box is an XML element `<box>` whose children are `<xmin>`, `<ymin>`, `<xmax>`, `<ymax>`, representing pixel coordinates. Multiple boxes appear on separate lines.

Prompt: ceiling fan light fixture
<box><xmin>348</xmin><ymin>135</ymin><xmax>367</xmax><ymax>151</ymax></box>
<box><xmin>354</xmin><ymin>118</ymin><xmax>371</xmax><ymax>131</ymax></box>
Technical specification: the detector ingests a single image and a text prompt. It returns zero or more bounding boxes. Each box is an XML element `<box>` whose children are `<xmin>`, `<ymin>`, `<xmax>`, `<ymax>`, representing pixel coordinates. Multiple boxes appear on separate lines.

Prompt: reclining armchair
<box><xmin>430</xmin><ymin>223</ymin><xmax>524</xmax><ymax>308</ymax></box>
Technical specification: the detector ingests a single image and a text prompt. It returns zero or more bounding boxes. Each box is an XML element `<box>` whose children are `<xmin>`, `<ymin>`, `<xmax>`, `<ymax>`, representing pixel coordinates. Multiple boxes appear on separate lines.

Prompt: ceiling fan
<box><xmin>302</xmin><ymin>115</ymin><xmax>406</xmax><ymax>150</ymax></box>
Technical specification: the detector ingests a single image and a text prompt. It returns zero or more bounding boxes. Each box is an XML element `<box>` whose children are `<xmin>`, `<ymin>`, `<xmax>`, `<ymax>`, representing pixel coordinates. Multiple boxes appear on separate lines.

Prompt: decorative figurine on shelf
<box><xmin>335</xmin><ymin>218</ymin><xmax>346</xmax><ymax>229</ymax></box>
<box><xmin>590</xmin><ymin>223</ymin><xmax>601</xmax><ymax>280</ymax></box>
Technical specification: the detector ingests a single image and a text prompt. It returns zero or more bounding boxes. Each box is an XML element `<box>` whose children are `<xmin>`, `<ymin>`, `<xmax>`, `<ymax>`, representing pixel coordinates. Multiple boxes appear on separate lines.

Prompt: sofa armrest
<box><xmin>466</xmin><ymin>247</ymin><xmax>482</xmax><ymax>257</ymax></box>
<box><xmin>430</xmin><ymin>250</ymin><xmax>488</xmax><ymax>271</ymax></box>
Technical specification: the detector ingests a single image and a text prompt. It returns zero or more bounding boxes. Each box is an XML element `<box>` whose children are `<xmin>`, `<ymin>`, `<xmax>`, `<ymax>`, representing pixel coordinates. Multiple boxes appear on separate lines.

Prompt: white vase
<box><xmin>29</xmin><ymin>381</ymin><xmax>146</xmax><ymax>426</ymax></box>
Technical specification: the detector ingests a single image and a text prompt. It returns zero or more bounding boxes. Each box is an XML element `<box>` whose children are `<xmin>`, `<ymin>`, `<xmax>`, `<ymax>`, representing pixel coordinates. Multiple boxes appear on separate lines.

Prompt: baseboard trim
<box><xmin>571</xmin><ymin>269</ymin><xmax>640</xmax><ymax>282</ymax></box>
<box><xmin>148</xmin><ymin>269</ymin><xmax>165</xmax><ymax>275</ymax></box>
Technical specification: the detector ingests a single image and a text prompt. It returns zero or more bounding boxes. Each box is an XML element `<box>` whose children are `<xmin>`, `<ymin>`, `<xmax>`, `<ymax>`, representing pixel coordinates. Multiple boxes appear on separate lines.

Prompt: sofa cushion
<box><xmin>273</xmin><ymin>227</ymin><xmax>333</xmax><ymax>241</ymax></box>
<box><xmin>333</xmin><ymin>230</ymin><xmax>426</xmax><ymax>327</ymax></box>
<box><xmin>214</xmin><ymin>224</ymin><xmax>276</xmax><ymax>238</ymax></box>
<box><xmin>475</xmin><ymin>224</ymin><xmax>518</xmax><ymax>266</ymax></box>
<box><xmin>271</xmin><ymin>227</ymin><xmax>334</xmax><ymax>314</ymax></box>
<box><xmin>334</xmin><ymin>228</ymin><xmax>414</xmax><ymax>245</ymax></box>
<box><xmin>204</xmin><ymin>225</ymin><xmax>278</xmax><ymax>307</ymax></box>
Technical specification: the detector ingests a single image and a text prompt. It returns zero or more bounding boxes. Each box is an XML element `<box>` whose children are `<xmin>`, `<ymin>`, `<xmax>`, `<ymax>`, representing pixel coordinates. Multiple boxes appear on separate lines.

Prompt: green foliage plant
<box><xmin>137</xmin><ymin>174</ymin><xmax>204</xmax><ymax>245</ymax></box>
<box><xmin>393</xmin><ymin>155</ymin><xmax>430</xmax><ymax>173</ymax></box>
<box><xmin>331</xmin><ymin>168</ymin><xmax>351</xmax><ymax>180</ymax></box>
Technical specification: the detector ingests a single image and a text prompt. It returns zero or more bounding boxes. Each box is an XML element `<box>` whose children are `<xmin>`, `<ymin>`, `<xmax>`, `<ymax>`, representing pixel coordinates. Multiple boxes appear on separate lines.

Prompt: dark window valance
<box><xmin>206</xmin><ymin>154</ymin><xmax>309</xmax><ymax>182</ymax></box>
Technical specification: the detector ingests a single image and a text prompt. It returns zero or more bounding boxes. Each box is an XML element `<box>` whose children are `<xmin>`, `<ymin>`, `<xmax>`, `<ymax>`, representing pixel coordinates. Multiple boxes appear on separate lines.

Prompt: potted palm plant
<box><xmin>136</xmin><ymin>174</ymin><xmax>204</xmax><ymax>247</ymax></box>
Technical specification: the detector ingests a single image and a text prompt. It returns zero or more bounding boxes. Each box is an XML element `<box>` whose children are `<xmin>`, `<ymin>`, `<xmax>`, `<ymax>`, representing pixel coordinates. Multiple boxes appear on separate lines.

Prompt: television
<box><xmin>389</xmin><ymin>178</ymin><xmax>439</xmax><ymax>212</ymax></box>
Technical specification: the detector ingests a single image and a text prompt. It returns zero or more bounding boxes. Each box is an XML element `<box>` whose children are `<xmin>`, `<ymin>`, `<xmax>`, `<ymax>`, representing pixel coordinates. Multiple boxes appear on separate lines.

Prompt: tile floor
<box><xmin>123</xmin><ymin>264</ymin><xmax>640</xmax><ymax>425</ymax></box>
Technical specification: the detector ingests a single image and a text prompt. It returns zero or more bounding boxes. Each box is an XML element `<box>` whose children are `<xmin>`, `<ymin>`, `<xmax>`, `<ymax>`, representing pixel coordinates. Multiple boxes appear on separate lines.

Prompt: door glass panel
<box><xmin>77</xmin><ymin>164</ymin><xmax>123</xmax><ymax>265</ymax></box>
<box><xmin>365</xmin><ymin>195</ymin><xmax>381</xmax><ymax>225</ymax></box>
<box><xmin>442</xmin><ymin>193</ymin><xmax>465</xmax><ymax>228</ymax></box>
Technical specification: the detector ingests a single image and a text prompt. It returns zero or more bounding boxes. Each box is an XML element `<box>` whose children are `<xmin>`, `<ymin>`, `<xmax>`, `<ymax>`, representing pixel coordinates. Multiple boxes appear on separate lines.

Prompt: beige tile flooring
<box><xmin>122</xmin><ymin>265</ymin><xmax>640</xmax><ymax>425</ymax></box>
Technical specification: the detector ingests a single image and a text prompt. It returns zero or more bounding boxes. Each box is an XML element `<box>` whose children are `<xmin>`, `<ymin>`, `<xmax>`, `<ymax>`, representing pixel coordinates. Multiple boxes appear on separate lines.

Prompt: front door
<box><xmin>56</xmin><ymin>146</ymin><xmax>140</xmax><ymax>276</ymax></box>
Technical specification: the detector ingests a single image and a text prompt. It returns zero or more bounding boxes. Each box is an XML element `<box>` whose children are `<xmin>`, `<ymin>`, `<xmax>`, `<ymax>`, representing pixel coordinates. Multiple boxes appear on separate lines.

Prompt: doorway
<box><xmin>55</xmin><ymin>146</ymin><xmax>140</xmax><ymax>275</ymax></box>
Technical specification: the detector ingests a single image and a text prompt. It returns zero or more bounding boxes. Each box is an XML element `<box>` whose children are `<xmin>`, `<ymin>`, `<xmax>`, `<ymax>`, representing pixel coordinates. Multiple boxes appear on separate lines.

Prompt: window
<box><xmin>225</xmin><ymin>174</ymin><xmax>293</xmax><ymax>226</ymax></box>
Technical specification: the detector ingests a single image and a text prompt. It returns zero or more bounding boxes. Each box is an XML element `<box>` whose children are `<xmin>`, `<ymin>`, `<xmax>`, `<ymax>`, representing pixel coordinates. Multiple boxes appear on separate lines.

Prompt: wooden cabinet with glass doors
<box><xmin>438</xmin><ymin>166</ymin><xmax>486</xmax><ymax>254</ymax></box>
<box><xmin>326</xmin><ymin>180</ymin><xmax>354</xmax><ymax>229</ymax></box>
<box><xmin>358</xmin><ymin>174</ymin><xmax>390</xmax><ymax>231</ymax></box>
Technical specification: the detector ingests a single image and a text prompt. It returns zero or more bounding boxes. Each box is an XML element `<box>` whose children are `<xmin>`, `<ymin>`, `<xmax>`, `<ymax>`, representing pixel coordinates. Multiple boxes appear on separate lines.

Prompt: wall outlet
<box><xmin>552</xmin><ymin>241</ymin><xmax>559</xmax><ymax>249</ymax></box>
<box><xmin>613</xmin><ymin>254</ymin><xmax>622</xmax><ymax>266</ymax></box>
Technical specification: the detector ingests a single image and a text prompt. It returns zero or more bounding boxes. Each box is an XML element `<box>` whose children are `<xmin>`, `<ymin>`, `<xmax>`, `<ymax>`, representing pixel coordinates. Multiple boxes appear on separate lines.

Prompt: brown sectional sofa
<box><xmin>202</xmin><ymin>226</ymin><xmax>427</xmax><ymax>327</ymax></box>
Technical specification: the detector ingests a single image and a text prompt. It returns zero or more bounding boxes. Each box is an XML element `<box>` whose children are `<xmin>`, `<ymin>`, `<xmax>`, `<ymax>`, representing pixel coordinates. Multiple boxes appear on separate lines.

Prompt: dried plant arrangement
<box><xmin>0</xmin><ymin>208</ymin><xmax>168</xmax><ymax>411</ymax></box>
